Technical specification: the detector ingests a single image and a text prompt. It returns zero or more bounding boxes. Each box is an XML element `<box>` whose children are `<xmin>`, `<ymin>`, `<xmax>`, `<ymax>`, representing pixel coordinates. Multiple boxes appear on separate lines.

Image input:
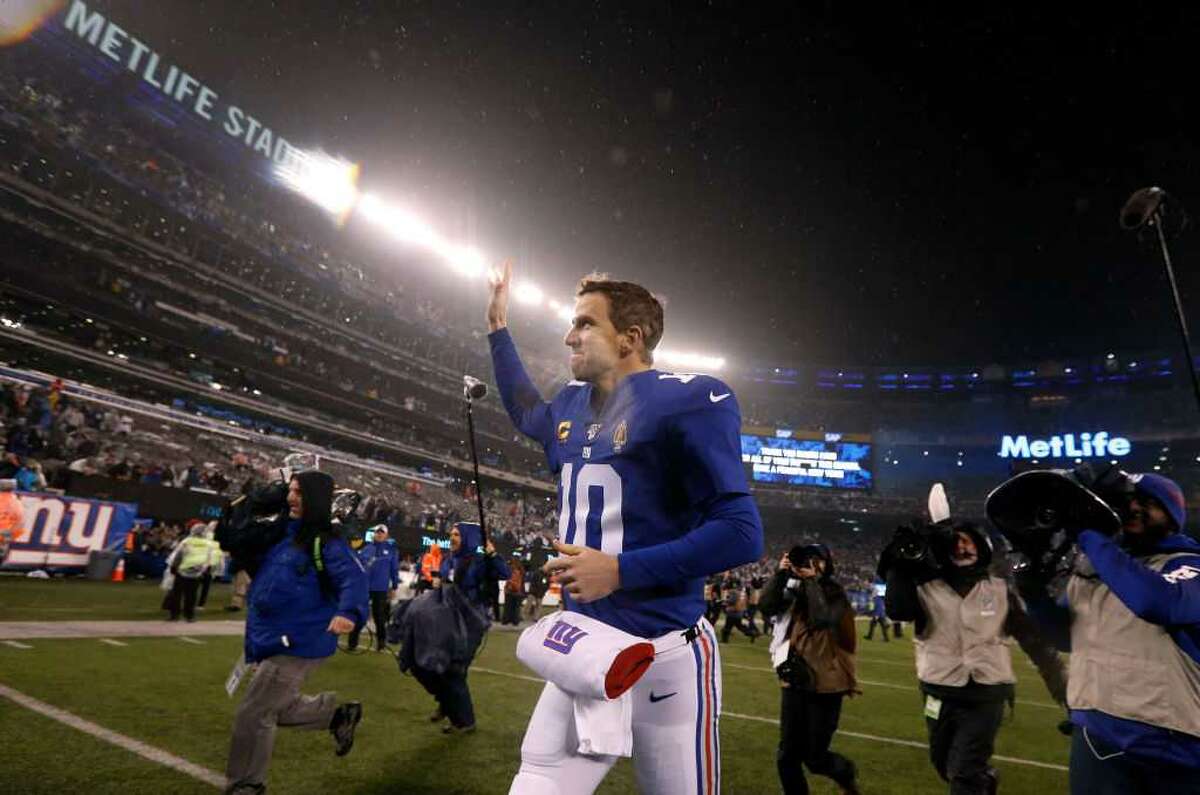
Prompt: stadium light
<box><xmin>514</xmin><ymin>282</ymin><xmax>545</xmax><ymax>306</ymax></box>
<box><xmin>273</xmin><ymin>149</ymin><xmax>360</xmax><ymax>222</ymax></box>
<box><xmin>274</xmin><ymin>149</ymin><xmax>731</xmax><ymax>369</ymax></box>
<box><xmin>0</xmin><ymin>0</ymin><xmax>61</xmax><ymax>46</ymax></box>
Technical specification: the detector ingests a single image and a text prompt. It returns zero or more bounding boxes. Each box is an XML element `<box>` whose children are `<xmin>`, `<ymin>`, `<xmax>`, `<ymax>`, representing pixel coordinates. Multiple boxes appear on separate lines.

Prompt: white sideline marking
<box><xmin>179</xmin><ymin>636</ymin><xmax>205</xmax><ymax>645</ymax></box>
<box><xmin>472</xmin><ymin>666</ymin><xmax>1068</xmax><ymax>772</ymax></box>
<box><xmin>855</xmin><ymin>655</ymin><xmax>912</xmax><ymax>668</ymax></box>
<box><xmin>475</xmin><ymin>666</ymin><xmax>543</xmax><ymax>684</ymax></box>
<box><xmin>0</xmin><ymin>682</ymin><xmax>225</xmax><ymax>788</ymax></box>
<box><xmin>720</xmin><ymin>710</ymin><xmax>1068</xmax><ymax>772</ymax></box>
<box><xmin>2</xmin><ymin>640</ymin><xmax>32</xmax><ymax>649</ymax></box>
<box><xmin>100</xmin><ymin>639</ymin><xmax>129</xmax><ymax>647</ymax></box>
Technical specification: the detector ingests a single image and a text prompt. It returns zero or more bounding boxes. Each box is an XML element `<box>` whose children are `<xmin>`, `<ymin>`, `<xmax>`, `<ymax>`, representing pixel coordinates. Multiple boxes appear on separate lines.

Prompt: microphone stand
<box><xmin>463</xmin><ymin>391</ymin><xmax>489</xmax><ymax>551</ymax></box>
<box><xmin>1149</xmin><ymin>209</ymin><xmax>1200</xmax><ymax>414</ymax></box>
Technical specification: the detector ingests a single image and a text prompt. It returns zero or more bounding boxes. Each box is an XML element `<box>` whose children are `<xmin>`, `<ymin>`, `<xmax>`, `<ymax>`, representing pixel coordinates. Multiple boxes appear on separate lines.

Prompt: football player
<box><xmin>487</xmin><ymin>260</ymin><xmax>764</xmax><ymax>794</ymax></box>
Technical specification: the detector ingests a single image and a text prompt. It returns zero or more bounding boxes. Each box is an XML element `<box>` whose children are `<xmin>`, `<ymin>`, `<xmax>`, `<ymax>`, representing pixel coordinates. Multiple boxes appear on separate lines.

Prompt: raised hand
<box><xmin>486</xmin><ymin>258</ymin><xmax>512</xmax><ymax>332</ymax></box>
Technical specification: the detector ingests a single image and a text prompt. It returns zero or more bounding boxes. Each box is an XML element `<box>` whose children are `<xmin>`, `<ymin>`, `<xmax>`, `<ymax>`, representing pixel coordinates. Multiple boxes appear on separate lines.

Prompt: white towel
<box><xmin>573</xmin><ymin>688</ymin><xmax>633</xmax><ymax>757</ymax></box>
<box><xmin>516</xmin><ymin>611</ymin><xmax>653</xmax><ymax>700</ymax></box>
<box><xmin>516</xmin><ymin>612</ymin><xmax>654</xmax><ymax>759</ymax></box>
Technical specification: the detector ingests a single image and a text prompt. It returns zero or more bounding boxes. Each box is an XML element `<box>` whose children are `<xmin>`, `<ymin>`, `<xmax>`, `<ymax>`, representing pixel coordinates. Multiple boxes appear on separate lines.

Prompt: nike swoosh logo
<box><xmin>649</xmin><ymin>691</ymin><xmax>678</xmax><ymax>703</ymax></box>
<box><xmin>709</xmin><ymin>391</ymin><xmax>731</xmax><ymax>403</ymax></box>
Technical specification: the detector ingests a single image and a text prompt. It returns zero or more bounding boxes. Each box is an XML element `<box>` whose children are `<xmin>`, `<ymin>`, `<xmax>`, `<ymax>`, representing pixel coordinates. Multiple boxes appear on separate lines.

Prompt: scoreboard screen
<box><xmin>740</xmin><ymin>429</ymin><xmax>873</xmax><ymax>490</ymax></box>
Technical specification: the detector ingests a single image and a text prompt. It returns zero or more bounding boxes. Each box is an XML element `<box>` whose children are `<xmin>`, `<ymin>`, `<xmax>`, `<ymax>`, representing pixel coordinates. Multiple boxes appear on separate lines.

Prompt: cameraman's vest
<box><xmin>1067</xmin><ymin>551</ymin><xmax>1200</xmax><ymax>738</ymax></box>
<box><xmin>914</xmin><ymin>577</ymin><xmax>1015</xmax><ymax>687</ymax></box>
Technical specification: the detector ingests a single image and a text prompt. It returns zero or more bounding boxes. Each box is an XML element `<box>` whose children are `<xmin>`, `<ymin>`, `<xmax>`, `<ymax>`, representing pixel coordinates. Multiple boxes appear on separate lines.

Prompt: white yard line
<box><xmin>0</xmin><ymin>682</ymin><xmax>225</xmax><ymax>788</ymax></box>
<box><xmin>720</xmin><ymin>710</ymin><xmax>1068</xmax><ymax>772</ymax></box>
<box><xmin>2</xmin><ymin>640</ymin><xmax>32</xmax><ymax>649</ymax></box>
<box><xmin>99</xmin><ymin>638</ymin><xmax>129</xmax><ymax>647</ymax></box>
<box><xmin>722</xmin><ymin>661</ymin><xmax>1060</xmax><ymax>710</ymax></box>
<box><xmin>179</xmin><ymin>636</ymin><xmax>206</xmax><ymax>645</ymax></box>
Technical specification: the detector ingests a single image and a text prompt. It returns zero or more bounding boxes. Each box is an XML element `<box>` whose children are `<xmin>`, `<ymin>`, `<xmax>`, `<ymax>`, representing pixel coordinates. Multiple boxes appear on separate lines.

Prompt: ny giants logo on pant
<box><xmin>543</xmin><ymin>619</ymin><xmax>589</xmax><ymax>654</ymax></box>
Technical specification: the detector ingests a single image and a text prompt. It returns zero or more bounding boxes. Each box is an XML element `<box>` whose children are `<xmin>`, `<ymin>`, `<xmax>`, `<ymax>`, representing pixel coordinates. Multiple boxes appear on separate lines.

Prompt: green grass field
<box><xmin>0</xmin><ymin>579</ymin><xmax>1071</xmax><ymax>793</ymax></box>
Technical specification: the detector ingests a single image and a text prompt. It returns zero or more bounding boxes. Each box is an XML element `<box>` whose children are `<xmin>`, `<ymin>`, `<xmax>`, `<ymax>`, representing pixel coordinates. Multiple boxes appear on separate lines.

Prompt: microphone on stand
<box><xmin>1118</xmin><ymin>186</ymin><xmax>1199</xmax><ymax>414</ymax></box>
<box><xmin>461</xmin><ymin>374</ymin><xmax>490</xmax><ymax>549</ymax></box>
<box><xmin>463</xmin><ymin>375</ymin><xmax>488</xmax><ymax>400</ymax></box>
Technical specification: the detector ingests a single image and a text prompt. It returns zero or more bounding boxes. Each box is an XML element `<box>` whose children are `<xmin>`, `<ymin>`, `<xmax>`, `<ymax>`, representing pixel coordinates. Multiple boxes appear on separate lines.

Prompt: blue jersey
<box><xmin>490</xmin><ymin>329</ymin><xmax>763</xmax><ymax>637</ymax></box>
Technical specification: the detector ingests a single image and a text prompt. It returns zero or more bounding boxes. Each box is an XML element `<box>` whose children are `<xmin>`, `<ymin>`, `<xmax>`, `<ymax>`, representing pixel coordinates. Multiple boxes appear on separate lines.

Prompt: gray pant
<box><xmin>225</xmin><ymin>655</ymin><xmax>336</xmax><ymax>792</ymax></box>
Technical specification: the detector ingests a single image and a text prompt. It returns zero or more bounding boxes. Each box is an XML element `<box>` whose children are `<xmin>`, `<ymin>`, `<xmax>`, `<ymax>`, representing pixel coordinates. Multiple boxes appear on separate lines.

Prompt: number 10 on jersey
<box><xmin>557</xmin><ymin>462</ymin><xmax>625</xmax><ymax>554</ymax></box>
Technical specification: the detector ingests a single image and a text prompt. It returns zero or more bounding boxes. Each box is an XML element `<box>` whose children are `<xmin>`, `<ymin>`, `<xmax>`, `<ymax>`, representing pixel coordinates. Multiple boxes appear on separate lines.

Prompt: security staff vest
<box><xmin>914</xmin><ymin>577</ymin><xmax>1015</xmax><ymax>687</ymax></box>
<box><xmin>175</xmin><ymin>536</ymin><xmax>214</xmax><ymax>577</ymax></box>
<box><xmin>1067</xmin><ymin>552</ymin><xmax>1200</xmax><ymax>738</ymax></box>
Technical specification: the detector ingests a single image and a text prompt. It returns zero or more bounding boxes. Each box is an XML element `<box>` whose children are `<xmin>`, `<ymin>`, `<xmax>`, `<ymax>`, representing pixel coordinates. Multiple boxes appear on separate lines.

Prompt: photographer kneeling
<box><xmin>760</xmin><ymin>543</ymin><xmax>861</xmax><ymax>795</ymax></box>
<box><xmin>1008</xmin><ymin>471</ymin><xmax>1200</xmax><ymax>794</ymax></box>
<box><xmin>879</xmin><ymin>520</ymin><xmax>1066</xmax><ymax>795</ymax></box>
<box><xmin>217</xmin><ymin>471</ymin><xmax>369</xmax><ymax>795</ymax></box>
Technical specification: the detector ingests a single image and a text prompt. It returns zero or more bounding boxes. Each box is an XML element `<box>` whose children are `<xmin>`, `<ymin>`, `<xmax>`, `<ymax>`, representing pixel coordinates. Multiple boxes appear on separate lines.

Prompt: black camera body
<box><xmin>776</xmin><ymin>655</ymin><xmax>816</xmax><ymax>690</ymax></box>
<box><xmin>985</xmin><ymin>468</ymin><xmax>1123</xmax><ymax>555</ymax></box>
<box><xmin>892</xmin><ymin>521</ymin><xmax>955</xmax><ymax>563</ymax></box>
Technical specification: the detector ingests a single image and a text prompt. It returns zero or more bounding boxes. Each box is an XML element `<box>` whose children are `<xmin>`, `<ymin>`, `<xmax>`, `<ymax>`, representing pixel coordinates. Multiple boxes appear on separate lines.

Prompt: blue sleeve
<box><xmin>618</xmin><ymin>493</ymin><xmax>764</xmax><ymax>589</ymax></box>
<box><xmin>488</xmin><ymin>328</ymin><xmax>555</xmax><ymax>447</ymax></box>
<box><xmin>325</xmin><ymin>539</ymin><xmax>369</xmax><ymax>625</ymax></box>
<box><xmin>1078</xmin><ymin>530</ymin><xmax>1200</xmax><ymax>626</ymax></box>
<box><xmin>390</xmin><ymin>548</ymin><xmax>400</xmax><ymax>590</ymax></box>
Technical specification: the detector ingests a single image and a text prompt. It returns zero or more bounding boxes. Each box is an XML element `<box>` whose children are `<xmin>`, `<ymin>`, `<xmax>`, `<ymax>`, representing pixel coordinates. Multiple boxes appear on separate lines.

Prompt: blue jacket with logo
<box><xmin>245</xmin><ymin>519</ymin><xmax>369</xmax><ymax>663</ymax></box>
<box><xmin>359</xmin><ymin>539</ymin><xmax>400</xmax><ymax>593</ymax></box>
<box><xmin>1025</xmin><ymin>530</ymin><xmax>1200</xmax><ymax>768</ymax></box>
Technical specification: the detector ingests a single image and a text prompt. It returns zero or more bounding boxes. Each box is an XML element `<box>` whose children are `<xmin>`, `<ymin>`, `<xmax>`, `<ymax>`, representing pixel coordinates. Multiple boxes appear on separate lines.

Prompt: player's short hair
<box><xmin>576</xmin><ymin>274</ymin><xmax>664</xmax><ymax>364</ymax></box>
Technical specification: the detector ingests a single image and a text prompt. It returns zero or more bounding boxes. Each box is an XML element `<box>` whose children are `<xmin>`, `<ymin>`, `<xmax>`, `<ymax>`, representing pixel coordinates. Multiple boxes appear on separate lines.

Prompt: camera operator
<box><xmin>216</xmin><ymin>471</ymin><xmax>369</xmax><ymax>795</ymax></box>
<box><xmin>879</xmin><ymin>520</ymin><xmax>1067</xmax><ymax>795</ymax></box>
<box><xmin>760</xmin><ymin>543</ymin><xmax>861</xmax><ymax>795</ymax></box>
<box><xmin>1013</xmin><ymin>471</ymin><xmax>1200</xmax><ymax>793</ymax></box>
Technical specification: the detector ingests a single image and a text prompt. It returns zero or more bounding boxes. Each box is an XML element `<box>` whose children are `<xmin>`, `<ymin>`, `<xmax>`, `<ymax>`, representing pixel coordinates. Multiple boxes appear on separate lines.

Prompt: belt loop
<box><xmin>682</xmin><ymin>625</ymin><xmax>701</xmax><ymax>644</ymax></box>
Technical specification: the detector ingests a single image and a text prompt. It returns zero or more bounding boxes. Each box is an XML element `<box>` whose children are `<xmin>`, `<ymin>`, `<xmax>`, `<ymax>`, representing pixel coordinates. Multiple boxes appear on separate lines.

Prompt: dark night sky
<box><xmin>90</xmin><ymin>1</ymin><xmax>1200</xmax><ymax>367</ymax></box>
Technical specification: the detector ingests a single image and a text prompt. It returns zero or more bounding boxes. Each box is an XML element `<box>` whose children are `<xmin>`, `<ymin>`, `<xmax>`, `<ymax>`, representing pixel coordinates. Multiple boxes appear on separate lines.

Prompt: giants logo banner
<box><xmin>2</xmin><ymin>493</ymin><xmax>138</xmax><ymax>569</ymax></box>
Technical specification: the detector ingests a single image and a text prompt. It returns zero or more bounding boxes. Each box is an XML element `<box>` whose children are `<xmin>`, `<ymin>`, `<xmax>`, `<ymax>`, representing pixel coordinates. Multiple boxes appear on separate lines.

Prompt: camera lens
<box><xmin>1034</xmin><ymin>507</ymin><xmax>1058</xmax><ymax>529</ymax></box>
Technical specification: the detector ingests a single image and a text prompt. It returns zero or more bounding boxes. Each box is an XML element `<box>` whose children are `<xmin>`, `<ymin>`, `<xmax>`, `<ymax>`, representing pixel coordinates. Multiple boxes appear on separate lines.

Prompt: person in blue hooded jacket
<box><xmin>417</xmin><ymin>521</ymin><xmax>509</xmax><ymax>733</ymax></box>
<box><xmin>223</xmin><ymin>471</ymin><xmax>369</xmax><ymax>795</ymax></box>
<box><xmin>1018</xmin><ymin>472</ymin><xmax>1200</xmax><ymax>794</ymax></box>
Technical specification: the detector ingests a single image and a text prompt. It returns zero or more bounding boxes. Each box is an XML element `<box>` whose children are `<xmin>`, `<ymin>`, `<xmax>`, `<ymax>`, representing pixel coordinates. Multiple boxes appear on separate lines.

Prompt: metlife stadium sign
<box><xmin>998</xmin><ymin>431</ymin><xmax>1131</xmax><ymax>460</ymax></box>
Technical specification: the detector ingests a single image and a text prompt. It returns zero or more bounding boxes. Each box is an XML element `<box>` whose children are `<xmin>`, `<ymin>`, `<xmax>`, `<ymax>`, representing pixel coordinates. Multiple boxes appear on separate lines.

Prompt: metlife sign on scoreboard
<box><xmin>997</xmin><ymin>431</ymin><xmax>1132</xmax><ymax>460</ymax></box>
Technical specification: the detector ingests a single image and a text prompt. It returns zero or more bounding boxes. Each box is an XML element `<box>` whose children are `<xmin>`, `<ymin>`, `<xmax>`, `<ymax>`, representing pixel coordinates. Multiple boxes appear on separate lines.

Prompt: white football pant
<box><xmin>509</xmin><ymin>618</ymin><xmax>722</xmax><ymax>795</ymax></box>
